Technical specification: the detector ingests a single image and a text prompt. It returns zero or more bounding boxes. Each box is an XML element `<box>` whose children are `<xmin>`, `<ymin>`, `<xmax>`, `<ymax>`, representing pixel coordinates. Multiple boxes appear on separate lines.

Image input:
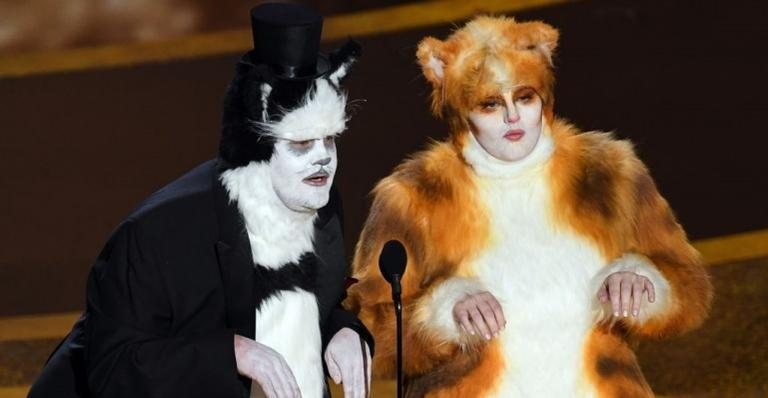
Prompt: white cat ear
<box><xmin>417</xmin><ymin>36</ymin><xmax>447</xmax><ymax>86</ymax></box>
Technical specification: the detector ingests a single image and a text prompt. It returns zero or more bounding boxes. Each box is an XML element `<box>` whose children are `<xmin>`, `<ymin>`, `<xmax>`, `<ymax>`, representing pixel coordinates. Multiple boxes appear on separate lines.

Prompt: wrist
<box><xmin>233</xmin><ymin>334</ymin><xmax>249</xmax><ymax>375</ymax></box>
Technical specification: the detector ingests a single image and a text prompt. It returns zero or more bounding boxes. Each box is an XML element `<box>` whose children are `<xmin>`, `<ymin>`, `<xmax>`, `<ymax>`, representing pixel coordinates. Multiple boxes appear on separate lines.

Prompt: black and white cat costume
<box><xmin>28</xmin><ymin>5</ymin><xmax>372</xmax><ymax>398</ymax></box>
<box><xmin>219</xmin><ymin>36</ymin><xmax>363</xmax><ymax>397</ymax></box>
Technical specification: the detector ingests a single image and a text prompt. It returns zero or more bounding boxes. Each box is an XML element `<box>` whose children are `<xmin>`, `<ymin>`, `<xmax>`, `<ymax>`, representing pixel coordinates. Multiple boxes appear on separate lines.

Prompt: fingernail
<box><xmin>623</xmin><ymin>311</ymin><xmax>628</xmax><ymax>317</ymax></box>
<box><xmin>485</xmin><ymin>334</ymin><xmax>491</xmax><ymax>340</ymax></box>
<box><xmin>613</xmin><ymin>311</ymin><xmax>619</xmax><ymax>317</ymax></box>
<box><xmin>632</xmin><ymin>310</ymin><xmax>638</xmax><ymax>317</ymax></box>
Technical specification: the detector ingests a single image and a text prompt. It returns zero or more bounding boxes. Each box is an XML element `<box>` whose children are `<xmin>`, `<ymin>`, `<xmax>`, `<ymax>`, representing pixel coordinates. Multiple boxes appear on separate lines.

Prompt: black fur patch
<box><xmin>219</xmin><ymin>58</ymin><xmax>319</xmax><ymax>169</ymax></box>
<box><xmin>575</xmin><ymin>160</ymin><xmax>616</xmax><ymax>219</ymax></box>
<box><xmin>327</xmin><ymin>40</ymin><xmax>362</xmax><ymax>87</ymax></box>
<box><xmin>219</xmin><ymin>40</ymin><xmax>361</xmax><ymax>169</ymax></box>
<box><xmin>252</xmin><ymin>252</ymin><xmax>320</xmax><ymax>311</ymax></box>
<box><xmin>595</xmin><ymin>355</ymin><xmax>644</xmax><ymax>384</ymax></box>
<box><xmin>405</xmin><ymin>349</ymin><xmax>482</xmax><ymax>397</ymax></box>
<box><xmin>219</xmin><ymin>61</ymin><xmax>279</xmax><ymax>168</ymax></box>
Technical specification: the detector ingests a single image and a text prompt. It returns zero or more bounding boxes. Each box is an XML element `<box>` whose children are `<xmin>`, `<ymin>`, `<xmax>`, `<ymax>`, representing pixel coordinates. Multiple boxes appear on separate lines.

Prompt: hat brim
<box><xmin>244</xmin><ymin>51</ymin><xmax>330</xmax><ymax>82</ymax></box>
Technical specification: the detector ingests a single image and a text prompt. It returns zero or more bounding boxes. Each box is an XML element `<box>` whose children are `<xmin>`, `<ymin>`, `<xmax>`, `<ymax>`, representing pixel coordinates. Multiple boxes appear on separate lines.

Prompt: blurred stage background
<box><xmin>1</xmin><ymin>0</ymin><xmax>766</xmax><ymax>397</ymax></box>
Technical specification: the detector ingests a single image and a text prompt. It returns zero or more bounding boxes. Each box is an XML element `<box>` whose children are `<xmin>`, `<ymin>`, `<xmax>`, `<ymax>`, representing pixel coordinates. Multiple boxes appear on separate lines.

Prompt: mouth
<box><xmin>504</xmin><ymin>129</ymin><xmax>525</xmax><ymax>142</ymax></box>
<box><xmin>303</xmin><ymin>170</ymin><xmax>330</xmax><ymax>186</ymax></box>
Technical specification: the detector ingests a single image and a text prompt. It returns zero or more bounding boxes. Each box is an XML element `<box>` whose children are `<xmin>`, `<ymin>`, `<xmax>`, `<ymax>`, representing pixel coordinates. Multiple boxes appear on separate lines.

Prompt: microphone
<box><xmin>378</xmin><ymin>239</ymin><xmax>407</xmax><ymax>298</ymax></box>
<box><xmin>378</xmin><ymin>239</ymin><xmax>407</xmax><ymax>398</ymax></box>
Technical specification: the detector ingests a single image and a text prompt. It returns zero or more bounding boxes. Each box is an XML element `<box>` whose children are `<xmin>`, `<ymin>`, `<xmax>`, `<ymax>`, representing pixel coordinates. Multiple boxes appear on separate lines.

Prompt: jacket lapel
<box><xmin>213</xmin><ymin>160</ymin><xmax>255</xmax><ymax>339</ymax></box>
<box><xmin>313</xmin><ymin>187</ymin><xmax>347</xmax><ymax>325</ymax></box>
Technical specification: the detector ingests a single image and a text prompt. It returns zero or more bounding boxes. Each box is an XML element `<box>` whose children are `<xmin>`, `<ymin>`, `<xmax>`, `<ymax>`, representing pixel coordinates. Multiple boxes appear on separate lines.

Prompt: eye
<box><xmin>289</xmin><ymin>139</ymin><xmax>314</xmax><ymax>151</ymax></box>
<box><xmin>514</xmin><ymin>89</ymin><xmax>537</xmax><ymax>104</ymax></box>
<box><xmin>480</xmin><ymin>98</ymin><xmax>501</xmax><ymax>110</ymax></box>
<box><xmin>323</xmin><ymin>136</ymin><xmax>335</xmax><ymax>146</ymax></box>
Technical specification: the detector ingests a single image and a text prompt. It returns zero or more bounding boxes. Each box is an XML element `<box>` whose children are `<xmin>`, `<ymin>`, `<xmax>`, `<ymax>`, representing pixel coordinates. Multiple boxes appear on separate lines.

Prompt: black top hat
<box><xmin>248</xmin><ymin>2</ymin><xmax>330</xmax><ymax>80</ymax></box>
<box><xmin>219</xmin><ymin>3</ymin><xmax>362</xmax><ymax>169</ymax></box>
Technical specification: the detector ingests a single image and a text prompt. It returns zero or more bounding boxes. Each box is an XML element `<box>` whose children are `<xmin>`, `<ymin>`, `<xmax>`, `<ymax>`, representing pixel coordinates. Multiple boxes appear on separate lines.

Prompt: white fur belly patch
<box><xmin>251</xmin><ymin>290</ymin><xmax>324</xmax><ymax>398</ymax></box>
<box><xmin>471</xmin><ymin>173</ymin><xmax>605</xmax><ymax>397</ymax></box>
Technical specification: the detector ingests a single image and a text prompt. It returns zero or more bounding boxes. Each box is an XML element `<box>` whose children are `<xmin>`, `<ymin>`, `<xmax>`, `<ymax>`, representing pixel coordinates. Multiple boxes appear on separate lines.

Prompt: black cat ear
<box><xmin>250</xmin><ymin>65</ymin><xmax>276</xmax><ymax>123</ymax></box>
<box><xmin>237</xmin><ymin>60</ymin><xmax>278</xmax><ymax>123</ymax></box>
<box><xmin>327</xmin><ymin>39</ymin><xmax>362</xmax><ymax>86</ymax></box>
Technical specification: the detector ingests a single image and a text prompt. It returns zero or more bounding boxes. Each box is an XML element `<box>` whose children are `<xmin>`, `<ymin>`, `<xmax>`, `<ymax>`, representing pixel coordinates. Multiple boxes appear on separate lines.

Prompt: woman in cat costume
<box><xmin>347</xmin><ymin>15</ymin><xmax>712</xmax><ymax>397</ymax></box>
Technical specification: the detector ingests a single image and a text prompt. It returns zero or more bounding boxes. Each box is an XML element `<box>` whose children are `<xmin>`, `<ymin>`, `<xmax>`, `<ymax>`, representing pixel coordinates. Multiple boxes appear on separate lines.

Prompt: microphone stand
<box><xmin>392</xmin><ymin>274</ymin><xmax>403</xmax><ymax>398</ymax></box>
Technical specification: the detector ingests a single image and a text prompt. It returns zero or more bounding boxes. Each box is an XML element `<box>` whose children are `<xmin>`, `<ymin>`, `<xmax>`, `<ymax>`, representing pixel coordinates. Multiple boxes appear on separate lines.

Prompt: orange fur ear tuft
<box><xmin>417</xmin><ymin>36</ymin><xmax>446</xmax><ymax>86</ymax></box>
<box><xmin>517</xmin><ymin>21</ymin><xmax>559</xmax><ymax>66</ymax></box>
<box><xmin>417</xmin><ymin>36</ymin><xmax>449</xmax><ymax>117</ymax></box>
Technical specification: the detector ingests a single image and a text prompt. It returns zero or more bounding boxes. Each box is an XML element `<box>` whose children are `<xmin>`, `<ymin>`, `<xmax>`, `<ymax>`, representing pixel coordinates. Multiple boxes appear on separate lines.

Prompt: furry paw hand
<box><xmin>234</xmin><ymin>334</ymin><xmax>300</xmax><ymax>398</ymax></box>
<box><xmin>453</xmin><ymin>291</ymin><xmax>506</xmax><ymax>340</ymax></box>
<box><xmin>324</xmin><ymin>328</ymin><xmax>371</xmax><ymax>398</ymax></box>
<box><xmin>597</xmin><ymin>271</ymin><xmax>656</xmax><ymax>318</ymax></box>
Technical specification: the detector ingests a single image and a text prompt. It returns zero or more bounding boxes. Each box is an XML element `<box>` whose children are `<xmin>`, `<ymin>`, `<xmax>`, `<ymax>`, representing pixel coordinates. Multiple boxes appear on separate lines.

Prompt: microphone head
<box><xmin>378</xmin><ymin>239</ymin><xmax>407</xmax><ymax>284</ymax></box>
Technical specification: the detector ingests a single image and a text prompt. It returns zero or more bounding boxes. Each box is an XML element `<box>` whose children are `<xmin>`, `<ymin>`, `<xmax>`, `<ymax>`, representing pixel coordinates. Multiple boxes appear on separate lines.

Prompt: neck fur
<box><xmin>220</xmin><ymin>162</ymin><xmax>317</xmax><ymax>268</ymax></box>
<box><xmin>462</xmin><ymin>124</ymin><xmax>554</xmax><ymax>179</ymax></box>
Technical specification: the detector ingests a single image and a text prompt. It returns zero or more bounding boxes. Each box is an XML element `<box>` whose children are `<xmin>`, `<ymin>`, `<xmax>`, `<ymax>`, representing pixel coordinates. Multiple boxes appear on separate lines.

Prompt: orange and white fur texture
<box><xmin>346</xmin><ymin>16</ymin><xmax>712</xmax><ymax>397</ymax></box>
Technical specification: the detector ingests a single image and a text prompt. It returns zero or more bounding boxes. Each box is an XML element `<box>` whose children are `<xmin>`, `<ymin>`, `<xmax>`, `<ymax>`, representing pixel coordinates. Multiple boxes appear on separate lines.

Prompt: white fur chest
<box><xmin>470</xmin><ymin>168</ymin><xmax>605</xmax><ymax>397</ymax></box>
<box><xmin>220</xmin><ymin>163</ymin><xmax>324</xmax><ymax>398</ymax></box>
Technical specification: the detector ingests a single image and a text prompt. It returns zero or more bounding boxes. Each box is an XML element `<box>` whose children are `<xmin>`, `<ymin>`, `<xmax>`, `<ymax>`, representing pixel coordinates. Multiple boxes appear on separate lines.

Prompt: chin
<box><xmin>304</xmin><ymin>196</ymin><xmax>330</xmax><ymax>211</ymax></box>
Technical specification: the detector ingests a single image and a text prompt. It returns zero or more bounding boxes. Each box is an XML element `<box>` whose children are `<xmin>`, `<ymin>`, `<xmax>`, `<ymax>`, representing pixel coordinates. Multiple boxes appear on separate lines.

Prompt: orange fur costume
<box><xmin>346</xmin><ymin>16</ymin><xmax>712</xmax><ymax>397</ymax></box>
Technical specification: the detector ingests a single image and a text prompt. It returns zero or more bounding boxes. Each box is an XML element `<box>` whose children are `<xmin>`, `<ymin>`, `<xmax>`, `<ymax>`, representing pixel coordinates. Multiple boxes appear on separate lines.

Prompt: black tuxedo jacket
<box><xmin>29</xmin><ymin>159</ymin><xmax>373</xmax><ymax>398</ymax></box>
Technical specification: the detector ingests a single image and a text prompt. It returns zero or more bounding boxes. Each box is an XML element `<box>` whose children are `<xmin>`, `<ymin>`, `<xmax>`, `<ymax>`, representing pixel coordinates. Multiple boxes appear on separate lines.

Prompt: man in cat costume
<box><xmin>347</xmin><ymin>16</ymin><xmax>712</xmax><ymax>397</ymax></box>
<box><xmin>30</xmin><ymin>4</ymin><xmax>372</xmax><ymax>398</ymax></box>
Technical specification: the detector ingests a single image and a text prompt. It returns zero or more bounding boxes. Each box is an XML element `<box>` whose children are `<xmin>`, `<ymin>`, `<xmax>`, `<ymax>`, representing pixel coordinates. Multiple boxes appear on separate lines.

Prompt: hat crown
<box><xmin>250</xmin><ymin>3</ymin><xmax>324</xmax><ymax>79</ymax></box>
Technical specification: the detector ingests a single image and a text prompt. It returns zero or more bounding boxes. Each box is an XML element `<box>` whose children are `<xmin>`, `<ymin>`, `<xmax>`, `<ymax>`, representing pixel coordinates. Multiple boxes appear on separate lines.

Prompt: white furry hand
<box><xmin>324</xmin><ymin>327</ymin><xmax>371</xmax><ymax>398</ymax></box>
<box><xmin>453</xmin><ymin>291</ymin><xmax>506</xmax><ymax>340</ymax></box>
<box><xmin>597</xmin><ymin>271</ymin><xmax>656</xmax><ymax>318</ymax></box>
<box><xmin>234</xmin><ymin>334</ymin><xmax>300</xmax><ymax>398</ymax></box>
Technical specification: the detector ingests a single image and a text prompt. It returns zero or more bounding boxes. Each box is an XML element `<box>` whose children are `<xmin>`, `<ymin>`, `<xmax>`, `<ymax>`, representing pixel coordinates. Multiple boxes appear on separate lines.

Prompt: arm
<box><xmin>345</xmin><ymin>177</ymin><xmax>488</xmax><ymax>379</ymax></box>
<box><xmin>593</xmin><ymin>171</ymin><xmax>713</xmax><ymax>338</ymax></box>
<box><xmin>84</xmin><ymin>221</ymin><xmax>244</xmax><ymax>398</ymax></box>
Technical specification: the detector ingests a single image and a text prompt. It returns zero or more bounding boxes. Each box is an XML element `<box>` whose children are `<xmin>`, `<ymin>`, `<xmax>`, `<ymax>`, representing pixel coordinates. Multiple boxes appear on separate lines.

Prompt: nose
<box><xmin>505</xmin><ymin>106</ymin><xmax>520</xmax><ymax>123</ymax></box>
<box><xmin>314</xmin><ymin>157</ymin><xmax>331</xmax><ymax>166</ymax></box>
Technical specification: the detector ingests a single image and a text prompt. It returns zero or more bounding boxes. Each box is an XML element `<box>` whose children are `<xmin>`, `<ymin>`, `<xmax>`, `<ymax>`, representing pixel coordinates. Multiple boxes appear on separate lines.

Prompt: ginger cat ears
<box><xmin>417</xmin><ymin>18</ymin><xmax>559</xmax><ymax>86</ymax></box>
<box><xmin>416</xmin><ymin>17</ymin><xmax>559</xmax><ymax>119</ymax></box>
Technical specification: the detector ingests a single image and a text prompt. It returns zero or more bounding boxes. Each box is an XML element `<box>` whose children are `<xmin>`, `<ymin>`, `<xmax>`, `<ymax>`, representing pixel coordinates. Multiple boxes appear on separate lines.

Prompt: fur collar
<box><xmin>220</xmin><ymin>161</ymin><xmax>317</xmax><ymax>269</ymax></box>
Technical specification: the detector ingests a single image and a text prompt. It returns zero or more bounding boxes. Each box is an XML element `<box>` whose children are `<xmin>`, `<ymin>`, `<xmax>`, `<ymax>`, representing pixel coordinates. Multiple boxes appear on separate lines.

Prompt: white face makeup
<box><xmin>467</xmin><ymin>87</ymin><xmax>544</xmax><ymax>162</ymax></box>
<box><xmin>269</xmin><ymin>135</ymin><xmax>338</xmax><ymax>212</ymax></box>
<box><xmin>260</xmin><ymin>78</ymin><xmax>348</xmax><ymax>213</ymax></box>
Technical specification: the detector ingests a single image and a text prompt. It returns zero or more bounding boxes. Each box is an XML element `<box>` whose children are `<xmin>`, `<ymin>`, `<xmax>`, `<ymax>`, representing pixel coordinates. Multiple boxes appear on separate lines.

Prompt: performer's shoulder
<box><xmin>550</xmin><ymin>119</ymin><xmax>658</xmax><ymax>223</ymax></box>
<box><xmin>107</xmin><ymin>159</ymin><xmax>219</xmax><ymax>246</ymax></box>
<box><xmin>130</xmin><ymin>160</ymin><xmax>217</xmax><ymax>217</ymax></box>
<box><xmin>374</xmin><ymin>140</ymin><xmax>468</xmax><ymax>202</ymax></box>
<box><xmin>551</xmin><ymin>118</ymin><xmax>646</xmax><ymax>182</ymax></box>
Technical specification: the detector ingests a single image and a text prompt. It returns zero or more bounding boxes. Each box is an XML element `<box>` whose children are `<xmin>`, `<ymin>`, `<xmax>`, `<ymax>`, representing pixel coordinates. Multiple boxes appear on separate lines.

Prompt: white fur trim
<box><xmin>219</xmin><ymin>162</ymin><xmax>316</xmax><ymax>268</ymax></box>
<box><xmin>412</xmin><ymin>277</ymin><xmax>486</xmax><ymax>347</ymax></box>
<box><xmin>251</xmin><ymin>290</ymin><xmax>324</xmax><ymax>398</ymax></box>
<box><xmin>426</xmin><ymin>54</ymin><xmax>444</xmax><ymax>81</ymax></box>
<box><xmin>590</xmin><ymin>253</ymin><xmax>671</xmax><ymax>324</ymax></box>
<box><xmin>329</xmin><ymin>63</ymin><xmax>349</xmax><ymax>86</ymax></box>
<box><xmin>259</xmin><ymin>82</ymin><xmax>272</xmax><ymax>123</ymax></box>
<box><xmin>537</xmin><ymin>43</ymin><xmax>554</xmax><ymax>66</ymax></box>
<box><xmin>468</xmin><ymin>160</ymin><xmax>606</xmax><ymax>396</ymax></box>
<box><xmin>259</xmin><ymin>79</ymin><xmax>347</xmax><ymax>141</ymax></box>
